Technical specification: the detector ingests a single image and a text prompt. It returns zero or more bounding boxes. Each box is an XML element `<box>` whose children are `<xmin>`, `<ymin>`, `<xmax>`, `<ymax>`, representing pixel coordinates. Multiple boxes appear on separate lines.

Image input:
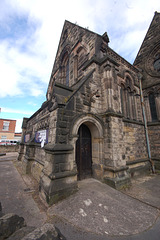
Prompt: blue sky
<box><xmin>0</xmin><ymin>0</ymin><xmax>160</xmax><ymax>132</ymax></box>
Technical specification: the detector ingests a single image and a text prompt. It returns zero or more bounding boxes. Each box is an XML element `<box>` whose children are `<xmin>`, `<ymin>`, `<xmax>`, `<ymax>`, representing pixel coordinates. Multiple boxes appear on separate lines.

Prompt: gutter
<box><xmin>138</xmin><ymin>73</ymin><xmax>155</xmax><ymax>173</ymax></box>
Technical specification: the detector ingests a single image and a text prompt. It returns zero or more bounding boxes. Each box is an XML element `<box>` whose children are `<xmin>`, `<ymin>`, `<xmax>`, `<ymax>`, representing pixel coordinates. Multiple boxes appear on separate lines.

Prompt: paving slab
<box><xmin>48</xmin><ymin>178</ymin><xmax>160</xmax><ymax>237</ymax></box>
<box><xmin>1</xmin><ymin>153</ymin><xmax>160</xmax><ymax>239</ymax></box>
<box><xmin>0</xmin><ymin>157</ymin><xmax>47</xmax><ymax>228</ymax></box>
<box><xmin>0</xmin><ymin>152</ymin><xmax>18</xmax><ymax>162</ymax></box>
<box><xmin>122</xmin><ymin>174</ymin><xmax>160</xmax><ymax>209</ymax></box>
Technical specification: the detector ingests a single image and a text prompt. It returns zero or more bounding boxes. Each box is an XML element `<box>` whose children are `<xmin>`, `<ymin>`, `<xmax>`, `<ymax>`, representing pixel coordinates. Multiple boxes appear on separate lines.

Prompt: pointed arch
<box><xmin>61</xmin><ymin>52</ymin><xmax>70</xmax><ymax>86</ymax></box>
<box><xmin>149</xmin><ymin>92</ymin><xmax>158</xmax><ymax>121</ymax></box>
<box><xmin>70</xmin><ymin>114</ymin><xmax>104</xmax><ymax>180</ymax></box>
<box><xmin>120</xmin><ymin>83</ymin><xmax>126</xmax><ymax>116</ymax></box>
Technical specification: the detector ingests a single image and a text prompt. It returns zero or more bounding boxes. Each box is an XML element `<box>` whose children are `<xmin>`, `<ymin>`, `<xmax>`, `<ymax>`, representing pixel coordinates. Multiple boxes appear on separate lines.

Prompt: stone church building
<box><xmin>18</xmin><ymin>12</ymin><xmax>160</xmax><ymax>205</ymax></box>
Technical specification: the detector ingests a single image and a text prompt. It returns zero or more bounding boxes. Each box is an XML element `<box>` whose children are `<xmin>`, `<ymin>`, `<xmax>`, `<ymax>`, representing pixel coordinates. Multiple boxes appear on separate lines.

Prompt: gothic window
<box><xmin>120</xmin><ymin>85</ymin><xmax>125</xmax><ymax>115</ymax></box>
<box><xmin>153</xmin><ymin>54</ymin><xmax>160</xmax><ymax>72</ymax></box>
<box><xmin>132</xmin><ymin>91</ymin><xmax>137</xmax><ymax>120</ymax></box>
<box><xmin>121</xmin><ymin>85</ymin><xmax>136</xmax><ymax>120</ymax></box>
<box><xmin>66</xmin><ymin>59</ymin><xmax>69</xmax><ymax>86</ymax></box>
<box><xmin>126</xmin><ymin>76</ymin><xmax>131</xmax><ymax>87</ymax></box>
<box><xmin>61</xmin><ymin>53</ymin><xmax>69</xmax><ymax>86</ymax></box>
<box><xmin>126</xmin><ymin>87</ymin><xmax>131</xmax><ymax>119</ymax></box>
<box><xmin>149</xmin><ymin>93</ymin><xmax>158</xmax><ymax>121</ymax></box>
<box><xmin>62</xmin><ymin>29</ymin><xmax>68</xmax><ymax>42</ymax></box>
<box><xmin>77</xmin><ymin>47</ymin><xmax>88</xmax><ymax>79</ymax></box>
<box><xmin>73</xmin><ymin>55</ymin><xmax>78</xmax><ymax>81</ymax></box>
<box><xmin>123</xmin><ymin>75</ymin><xmax>136</xmax><ymax>120</ymax></box>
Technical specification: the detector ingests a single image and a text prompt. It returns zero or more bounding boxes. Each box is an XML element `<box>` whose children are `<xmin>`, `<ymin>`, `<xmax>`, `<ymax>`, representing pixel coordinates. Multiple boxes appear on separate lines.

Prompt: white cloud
<box><xmin>0</xmin><ymin>0</ymin><xmax>160</xmax><ymax>99</ymax></box>
<box><xmin>1</xmin><ymin>107</ymin><xmax>34</xmax><ymax>115</ymax></box>
<box><xmin>15</xmin><ymin>118</ymin><xmax>23</xmax><ymax>132</ymax></box>
<box><xmin>27</xmin><ymin>101</ymin><xmax>38</xmax><ymax>107</ymax></box>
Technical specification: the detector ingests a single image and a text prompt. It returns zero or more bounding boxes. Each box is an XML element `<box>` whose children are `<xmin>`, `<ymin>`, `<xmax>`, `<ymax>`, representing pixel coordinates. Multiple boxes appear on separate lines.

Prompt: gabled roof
<box><xmin>134</xmin><ymin>11</ymin><xmax>160</xmax><ymax>67</ymax></box>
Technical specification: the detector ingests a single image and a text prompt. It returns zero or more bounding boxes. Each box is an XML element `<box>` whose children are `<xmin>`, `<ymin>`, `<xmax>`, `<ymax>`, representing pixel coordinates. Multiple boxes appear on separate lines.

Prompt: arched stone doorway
<box><xmin>76</xmin><ymin>124</ymin><xmax>92</xmax><ymax>180</ymax></box>
<box><xmin>71</xmin><ymin>115</ymin><xmax>104</xmax><ymax>181</ymax></box>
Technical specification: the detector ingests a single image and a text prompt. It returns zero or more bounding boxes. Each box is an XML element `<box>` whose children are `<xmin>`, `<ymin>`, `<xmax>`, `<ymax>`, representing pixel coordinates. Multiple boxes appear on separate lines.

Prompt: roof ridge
<box><xmin>64</xmin><ymin>19</ymin><xmax>101</xmax><ymax>37</ymax></box>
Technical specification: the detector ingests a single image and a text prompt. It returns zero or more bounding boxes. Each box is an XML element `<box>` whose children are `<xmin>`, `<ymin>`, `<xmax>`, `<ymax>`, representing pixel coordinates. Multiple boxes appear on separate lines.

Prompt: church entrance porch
<box><xmin>71</xmin><ymin>115</ymin><xmax>104</xmax><ymax>181</ymax></box>
<box><xmin>76</xmin><ymin>124</ymin><xmax>92</xmax><ymax>180</ymax></box>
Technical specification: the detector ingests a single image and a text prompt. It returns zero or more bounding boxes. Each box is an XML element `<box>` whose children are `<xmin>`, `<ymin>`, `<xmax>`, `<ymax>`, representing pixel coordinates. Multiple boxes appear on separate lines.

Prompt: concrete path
<box><xmin>122</xmin><ymin>174</ymin><xmax>160</xmax><ymax>209</ymax></box>
<box><xmin>0</xmin><ymin>153</ymin><xmax>47</xmax><ymax>228</ymax></box>
<box><xmin>48</xmin><ymin>178</ymin><xmax>160</xmax><ymax>238</ymax></box>
<box><xmin>1</xmin><ymin>153</ymin><xmax>160</xmax><ymax>240</ymax></box>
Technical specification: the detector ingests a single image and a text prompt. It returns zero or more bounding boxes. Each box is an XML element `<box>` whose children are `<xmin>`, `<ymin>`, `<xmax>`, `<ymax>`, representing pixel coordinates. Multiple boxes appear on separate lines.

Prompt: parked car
<box><xmin>0</xmin><ymin>140</ymin><xmax>20</xmax><ymax>145</ymax></box>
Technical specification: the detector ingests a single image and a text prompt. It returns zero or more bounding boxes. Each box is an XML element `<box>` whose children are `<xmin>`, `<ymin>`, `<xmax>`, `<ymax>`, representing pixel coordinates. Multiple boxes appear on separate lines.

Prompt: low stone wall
<box><xmin>0</xmin><ymin>145</ymin><xmax>19</xmax><ymax>153</ymax></box>
<box><xmin>148</xmin><ymin>123</ymin><xmax>160</xmax><ymax>159</ymax></box>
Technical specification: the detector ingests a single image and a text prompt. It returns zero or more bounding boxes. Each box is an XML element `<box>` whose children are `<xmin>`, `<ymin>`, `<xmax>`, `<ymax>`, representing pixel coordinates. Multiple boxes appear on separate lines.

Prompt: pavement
<box><xmin>0</xmin><ymin>152</ymin><xmax>160</xmax><ymax>239</ymax></box>
<box><xmin>0</xmin><ymin>152</ymin><xmax>47</xmax><ymax>228</ymax></box>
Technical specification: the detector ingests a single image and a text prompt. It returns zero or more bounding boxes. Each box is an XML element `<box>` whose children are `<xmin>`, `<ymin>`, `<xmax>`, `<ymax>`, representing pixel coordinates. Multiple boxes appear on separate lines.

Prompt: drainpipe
<box><xmin>138</xmin><ymin>73</ymin><xmax>155</xmax><ymax>173</ymax></box>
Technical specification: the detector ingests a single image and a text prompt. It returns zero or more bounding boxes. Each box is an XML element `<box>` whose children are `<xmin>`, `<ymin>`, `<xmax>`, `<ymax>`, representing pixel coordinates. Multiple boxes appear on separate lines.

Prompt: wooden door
<box><xmin>76</xmin><ymin>124</ymin><xmax>92</xmax><ymax>180</ymax></box>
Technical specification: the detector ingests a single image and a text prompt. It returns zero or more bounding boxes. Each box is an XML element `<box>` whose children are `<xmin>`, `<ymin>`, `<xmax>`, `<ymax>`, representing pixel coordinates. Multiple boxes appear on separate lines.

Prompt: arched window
<box><xmin>124</xmin><ymin>75</ymin><xmax>135</xmax><ymax>120</ymax></box>
<box><xmin>76</xmin><ymin>46</ymin><xmax>88</xmax><ymax>79</ymax></box>
<box><xmin>126</xmin><ymin>76</ymin><xmax>131</xmax><ymax>87</ymax></box>
<box><xmin>149</xmin><ymin>93</ymin><xmax>158</xmax><ymax>121</ymax></box>
<box><xmin>66</xmin><ymin>59</ymin><xmax>69</xmax><ymax>86</ymax></box>
<box><xmin>61</xmin><ymin>53</ymin><xmax>69</xmax><ymax>86</ymax></box>
<box><xmin>126</xmin><ymin>87</ymin><xmax>131</xmax><ymax>119</ymax></box>
<box><xmin>132</xmin><ymin>90</ymin><xmax>137</xmax><ymax>120</ymax></box>
<box><xmin>120</xmin><ymin>85</ymin><xmax>125</xmax><ymax>116</ymax></box>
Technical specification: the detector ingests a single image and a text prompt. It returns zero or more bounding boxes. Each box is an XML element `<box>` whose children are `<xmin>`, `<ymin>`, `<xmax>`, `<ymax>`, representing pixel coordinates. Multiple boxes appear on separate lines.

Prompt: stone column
<box><xmin>103</xmin><ymin>115</ymin><xmax>131</xmax><ymax>189</ymax></box>
<box><xmin>22</xmin><ymin>142</ymin><xmax>35</xmax><ymax>174</ymax></box>
<box><xmin>39</xmin><ymin>143</ymin><xmax>78</xmax><ymax>205</ymax></box>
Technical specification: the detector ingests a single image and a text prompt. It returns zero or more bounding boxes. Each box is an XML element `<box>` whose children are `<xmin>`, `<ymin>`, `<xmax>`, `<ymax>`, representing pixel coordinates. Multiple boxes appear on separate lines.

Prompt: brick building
<box><xmin>0</xmin><ymin>119</ymin><xmax>16</xmax><ymax>140</ymax></box>
<box><xmin>18</xmin><ymin>12</ymin><xmax>160</xmax><ymax>205</ymax></box>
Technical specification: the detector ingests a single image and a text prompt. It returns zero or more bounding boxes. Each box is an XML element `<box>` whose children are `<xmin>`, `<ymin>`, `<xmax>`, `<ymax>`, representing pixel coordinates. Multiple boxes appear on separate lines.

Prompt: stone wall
<box><xmin>30</xmin><ymin>160</ymin><xmax>44</xmax><ymax>182</ymax></box>
<box><xmin>123</xmin><ymin>121</ymin><xmax>148</xmax><ymax>162</ymax></box>
<box><xmin>0</xmin><ymin>145</ymin><xmax>19</xmax><ymax>153</ymax></box>
<box><xmin>148</xmin><ymin>123</ymin><xmax>160</xmax><ymax>160</ymax></box>
<box><xmin>103</xmin><ymin>115</ymin><xmax>124</xmax><ymax>168</ymax></box>
<box><xmin>18</xmin><ymin>17</ymin><xmax>160</xmax><ymax>203</ymax></box>
<box><xmin>123</xmin><ymin>120</ymin><xmax>150</xmax><ymax>177</ymax></box>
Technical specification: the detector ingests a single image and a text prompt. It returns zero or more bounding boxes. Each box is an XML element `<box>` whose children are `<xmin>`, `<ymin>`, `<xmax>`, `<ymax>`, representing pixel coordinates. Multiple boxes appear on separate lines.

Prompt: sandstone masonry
<box><xmin>18</xmin><ymin>12</ymin><xmax>160</xmax><ymax>205</ymax></box>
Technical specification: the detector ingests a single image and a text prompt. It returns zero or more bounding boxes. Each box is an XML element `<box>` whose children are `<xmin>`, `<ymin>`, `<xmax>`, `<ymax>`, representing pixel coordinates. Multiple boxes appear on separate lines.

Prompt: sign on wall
<box><xmin>35</xmin><ymin>129</ymin><xmax>48</xmax><ymax>148</ymax></box>
<box><xmin>24</xmin><ymin>134</ymin><xmax>30</xmax><ymax>143</ymax></box>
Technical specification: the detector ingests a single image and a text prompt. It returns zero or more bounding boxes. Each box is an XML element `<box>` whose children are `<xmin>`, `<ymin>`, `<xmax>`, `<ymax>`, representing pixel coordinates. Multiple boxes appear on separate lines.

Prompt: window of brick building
<box><xmin>1</xmin><ymin>135</ymin><xmax>7</xmax><ymax>139</ymax></box>
<box><xmin>3</xmin><ymin>121</ymin><xmax>10</xmax><ymax>131</ymax></box>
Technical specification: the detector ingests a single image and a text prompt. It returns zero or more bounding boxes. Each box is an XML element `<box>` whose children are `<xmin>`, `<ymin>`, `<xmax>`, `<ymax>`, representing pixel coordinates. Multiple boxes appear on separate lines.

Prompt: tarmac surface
<box><xmin>0</xmin><ymin>152</ymin><xmax>160</xmax><ymax>239</ymax></box>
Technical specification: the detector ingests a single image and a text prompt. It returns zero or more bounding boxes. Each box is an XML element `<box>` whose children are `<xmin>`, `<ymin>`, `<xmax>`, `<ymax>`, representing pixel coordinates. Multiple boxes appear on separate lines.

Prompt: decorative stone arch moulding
<box><xmin>120</xmin><ymin>80</ymin><xmax>137</xmax><ymax>91</ymax></box>
<box><xmin>77</xmin><ymin>42</ymin><xmax>89</xmax><ymax>54</ymax></box>
<box><xmin>59</xmin><ymin>44</ymin><xmax>71</xmax><ymax>63</ymax></box>
<box><xmin>69</xmin><ymin>113</ymin><xmax>104</xmax><ymax>180</ymax></box>
<box><xmin>124</xmin><ymin>71</ymin><xmax>135</xmax><ymax>87</ymax></box>
<box><xmin>71</xmin><ymin>114</ymin><xmax>104</xmax><ymax>139</ymax></box>
<box><xmin>143</xmin><ymin>86</ymin><xmax>160</xmax><ymax>97</ymax></box>
<box><xmin>119</xmin><ymin>70</ymin><xmax>137</xmax><ymax>89</ymax></box>
<box><xmin>145</xmin><ymin>43</ymin><xmax>160</xmax><ymax>77</ymax></box>
<box><xmin>70</xmin><ymin>40</ymin><xmax>89</xmax><ymax>62</ymax></box>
